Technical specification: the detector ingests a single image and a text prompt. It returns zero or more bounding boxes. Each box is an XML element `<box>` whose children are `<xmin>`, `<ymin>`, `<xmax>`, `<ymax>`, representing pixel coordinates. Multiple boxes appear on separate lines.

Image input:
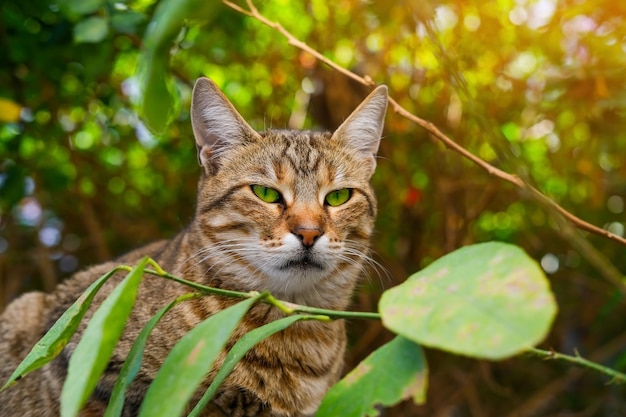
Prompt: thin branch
<box><xmin>528</xmin><ymin>347</ymin><xmax>626</xmax><ymax>384</ymax></box>
<box><xmin>129</xmin><ymin>259</ymin><xmax>620</xmax><ymax>383</ymax></box>
<box><xmin>143</xmin><ymin>267</ymin><xmax>380</xmax><ymax>321</ymax></box>
<box><xmin>223</xmin><ymin>0</ymin><xmax>626</xmax><ymax>250</ymax></box>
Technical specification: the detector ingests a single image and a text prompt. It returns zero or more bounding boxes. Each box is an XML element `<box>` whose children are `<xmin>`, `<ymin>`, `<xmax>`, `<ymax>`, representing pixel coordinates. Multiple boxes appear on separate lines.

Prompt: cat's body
<box><xmin>0</xmin><ymin>78</ymin><xmax>388</xmax><ymax>416</ymax></box>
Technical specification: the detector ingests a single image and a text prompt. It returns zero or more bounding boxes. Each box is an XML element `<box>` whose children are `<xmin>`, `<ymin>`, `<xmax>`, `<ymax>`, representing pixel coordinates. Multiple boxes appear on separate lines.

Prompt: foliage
<box><xmin>139</xmin><ymin>293</ymin><xmax>263</xmax><ymax>417</ymax></box>
<box><xmin>1</xmin><ymin>242</ymin><xmax>558</xmax><ymax>416</ymax></box>
<box><xmin>61</xmin><ymin>257</ymin><xmax>146</xmax><ymax>417</ymax></box>
<box><xmin>2</xmin><ymin>0</ymin><xmax>626</xmax><ymax>415</ymax></box>
<box><xmin>1</xmin><ymin>265</ymin><xmax>131</xmax><ymax>390</ymax></box>
<box><xmin>316</xmin><ymin>336</ymin><xmax>428</xmax><ymax>417</ymax></box>
<box><xmin>379</xmin><ymin>242</ymin><xmax>557</xmax><ymax>360</ymax></box>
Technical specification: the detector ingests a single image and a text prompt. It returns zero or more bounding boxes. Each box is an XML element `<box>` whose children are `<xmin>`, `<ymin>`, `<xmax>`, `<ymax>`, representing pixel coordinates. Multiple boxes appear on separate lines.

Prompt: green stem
<box><xmin>286</xmin><ymin>303</ymin><xmax>380</xmax><ymax>320</ymax></box>
<box><xmin>141</xmin><ymin>267</ymin><xmax>381</xmax><ymax>321</ymax></box>
<box><xmin>137</xmin><ymin>260</ymin><xmax>626</xmax><ymax>384</ymax></box>
<box><xmin>528</xmin><ymin>347</ymin><xmax>626</xmax><ymax>384</ymax></box>
<box><xmin>144</xmin><ymin>268</ymin><xmax>253</xmax><ymax>299</ymax></box>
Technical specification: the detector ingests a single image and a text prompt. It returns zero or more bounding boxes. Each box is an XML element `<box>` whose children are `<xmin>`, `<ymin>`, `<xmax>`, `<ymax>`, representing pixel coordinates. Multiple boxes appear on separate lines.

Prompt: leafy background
<box><xmin>1</xmin><ymin>0</ymin><xmax>626</xmax><ymax>415</ymax></box>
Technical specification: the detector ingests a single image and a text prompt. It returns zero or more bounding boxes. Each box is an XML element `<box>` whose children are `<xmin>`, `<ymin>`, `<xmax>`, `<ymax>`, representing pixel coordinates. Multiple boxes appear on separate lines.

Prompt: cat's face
<box><xmin>188</xmin><ymin>78</ymin><xmax>387</xmax><ymax>306</ymax></box>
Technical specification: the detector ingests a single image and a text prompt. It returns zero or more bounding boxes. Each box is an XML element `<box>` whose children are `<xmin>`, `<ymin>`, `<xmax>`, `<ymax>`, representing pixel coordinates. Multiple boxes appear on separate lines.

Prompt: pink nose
<box><xmin>295</xmin><ymin>227</ymin><xmax>322</xmax><ymax>248</ymax></box>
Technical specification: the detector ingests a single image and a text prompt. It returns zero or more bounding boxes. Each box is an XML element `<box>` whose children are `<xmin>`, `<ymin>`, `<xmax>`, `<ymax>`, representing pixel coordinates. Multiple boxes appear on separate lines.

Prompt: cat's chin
<box><xmin>254</xmin><ymin>254</ymin><xmax>337</xmax><ymax>301</ymax></box>
<box><xmin>277</xmin><ymin>253</ymin><xmax>325</xmax><ymax>271</ymax></box>
<box><xmin>264</xmin><ymin>257</ymin><xmax>332</xmax><ymax>288</ymax></box>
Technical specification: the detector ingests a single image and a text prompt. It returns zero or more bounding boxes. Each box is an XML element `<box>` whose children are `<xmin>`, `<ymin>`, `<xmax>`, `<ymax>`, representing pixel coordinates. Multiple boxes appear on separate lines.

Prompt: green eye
<box><xmin>325</xmin><ymin>189</ymin><xmax>351</xmax><ymax>207</ymax></box>
<box><xmin>251</xmin><ymin>185</ymin><xmax>281</xmax><ymax>203</ymax></box>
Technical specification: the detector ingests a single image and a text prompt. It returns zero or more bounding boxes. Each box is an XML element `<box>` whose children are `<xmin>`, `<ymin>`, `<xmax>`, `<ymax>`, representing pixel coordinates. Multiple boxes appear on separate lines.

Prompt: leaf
<box><xmin>189</xmin><ymin>314</ymin><xmax>309</xmax><ymax>416</ymax></box>
<box><xmin>379</xmin><ymin>242</ymin><xmax>557</xmax><ymax>360</ymax></box>
<box><xmin>138</xmin><ymin>294</ymin><xmax>264</xmax><ymax>417</ymax></box>
<box><xmin>104</xmin><ymin>293</ymin><xmax>200</xmax><ymax>417</ymax></box>
<box><xmin>73</xmin><ymin>16</ymin><xmax>109</xmax><ymax>44</ymax></box>
<box><xmin>137</xmin><ymin>0</ymin><xmax>220</xmax><ymax>133</ymax></box>
<box><xmin>58</xmin><ymin>0</ymin><xmax>105</xmax><ymax>16</ymax></box>
<box><xmin>138</xmin><ymin>54</ymin><xmax>177</xmax><ymax>135</ymax></box>
<box><xmin>60</xmin><ymin>257</ymin><xmax>149</xmax><ymax>417</ymax></box>
<box><xmin>0</xmin><ymin>266</ymin><xmax>126</xmax><ymax>392</ymax></box>
<box><xmin>316</xmin><ymin>336</ymin><xmax>427</xmax><ymax>417</ymax></box>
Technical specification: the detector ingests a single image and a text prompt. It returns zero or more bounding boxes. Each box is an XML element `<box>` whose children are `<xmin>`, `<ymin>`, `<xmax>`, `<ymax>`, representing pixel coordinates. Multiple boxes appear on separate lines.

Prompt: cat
<box><xmin>0</xmin><ymin>77</ymin><xmax>388</xmax><ymax>416</ymax></box>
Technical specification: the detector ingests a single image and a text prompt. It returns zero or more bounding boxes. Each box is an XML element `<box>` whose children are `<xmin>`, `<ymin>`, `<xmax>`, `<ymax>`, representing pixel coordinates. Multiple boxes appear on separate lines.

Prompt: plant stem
<box><xmin>145</xmin><ymin>268</ymin><xmax>252</xmax><ymax>299</ymax></box>
<box><xmin>139</xmin><ymin>259</ymin><xmax>626</xmax><ymax>385</ymax></box>
<box><xmin>284</xmin><ymin>303</ymin><xmax>381</xmax><ymax>320</ymax></box>
<box><xmin>527</xmin><ymin>347</ymin><xmax>626</xmax><ymax>384</ymax></box>
<box><xmin>145</xmin><ymin>261</ymin><xmax>625</xmax><ymax>384</ymax></box>
<box><xmin>142</xmin><ymin>267</ymin><xmax>381</xmax><ymax>321</ymax></box>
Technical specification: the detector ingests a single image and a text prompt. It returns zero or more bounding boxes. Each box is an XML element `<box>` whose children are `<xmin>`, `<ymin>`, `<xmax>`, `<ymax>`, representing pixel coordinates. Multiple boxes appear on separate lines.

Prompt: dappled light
<box><xmin>1</xmin><ymin>0</ymin><xmax>626</xmax><ymax>415</ymax></box>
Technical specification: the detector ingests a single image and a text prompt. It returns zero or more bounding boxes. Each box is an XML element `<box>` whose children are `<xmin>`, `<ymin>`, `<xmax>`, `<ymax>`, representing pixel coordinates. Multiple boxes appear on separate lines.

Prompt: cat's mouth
<box><xmin>278</xmin><ymin>254</ymin><xmax>324</xmax><ymax>271</ymax></box>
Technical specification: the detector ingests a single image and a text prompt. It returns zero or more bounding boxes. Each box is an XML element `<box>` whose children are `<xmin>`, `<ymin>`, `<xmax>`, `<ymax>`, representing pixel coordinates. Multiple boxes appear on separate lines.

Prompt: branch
<box><xmin>223</xmin><ymin>0</ymin><xmax>626</xmax><ymax>250</ymax></box>
<box><xmin>128</xmin><ymin>258</ymin><xmax>625</xmax><ymax>384</ymax></box>
<box><xmin>528</xmin><ymin>347</ymin><xmax>626</xmax><ymax>384</ymax></box>
<box><xmin>143</xmin><ymin>265</ymin><xmax>380</xmax><ymax>321</ymax></box>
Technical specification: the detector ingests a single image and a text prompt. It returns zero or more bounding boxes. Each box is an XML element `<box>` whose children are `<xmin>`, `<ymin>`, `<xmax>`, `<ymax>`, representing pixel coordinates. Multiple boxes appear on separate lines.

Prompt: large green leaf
<box><xmin>138</xmin><ymin>294</ymin><xmax>263</xmax><ymax>417</ymax></box>
<box><xmin>60</xmin><ymin>257</ymin><xmax>149</xmax><ymax>417</ymax></box>
<box><xmin>138</xmin><ymin>0</ymin><xmax>220</xmax><ymax>133</ymax></box>
<box><xmin>379</xmin><ymin>242</ymin><xmax>557</xmax><ymax>360</ymax></box>
<box><xmin>0</xmin><ymin>266</ymin><xmax>126</xmax><ymax>392</ymax></box>
<box><xmin>189</xmin><ymin>314</ymin><xmax>309</xmax><ymax>416</ymax></box>
<box><xmin>104</xmin><ymin>293</ymin><xmax>200</xmax><ymax>417</ymax></box>
<box><xmin>316</xmin><ymin>336</ymin><xmax>427</xmax><ymax>417</ymax></box>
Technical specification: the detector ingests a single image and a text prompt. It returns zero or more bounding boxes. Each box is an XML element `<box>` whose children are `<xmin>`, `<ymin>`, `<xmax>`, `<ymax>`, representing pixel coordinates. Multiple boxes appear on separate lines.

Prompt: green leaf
<box><xmin>73</xmin><ymin>16</ymin><xmax>109</xmax><ymax>44</ymax></box>
<box><xmin>104</xmin><ymin>293</ymin><xmax>200</xmax><ymax>417</ymax></box>
<box><xmin>58</xmin><ymin>0</ymin><xmax>105</xmax><ymax>16</ymax></box>
<box><xmin>316</xmin><ymin>336</ymin><xmax>427</xmax><ymax>417</ymax></box>
<box><xmin>379</xmin><ymin>242</ymin><xmax>557</xmax><ymax>360</ymax></box>
<box><xmin>137</xmin><ymin>0</ymin><xmax>220</xmax><ymax>133</ymax></box>
<box><xmin>0</xmin><ymin>266</ymin><xmax>126</xmax><ymax>392</ymax></box>
<box><xmin>61</xmin><ymin>257</ymin><xmax>149</xmax><ymax>417</ymax></box>
<box><xmin>189</xmin><ymin>314</ymin><xmax>309</xmax><ymax>416</ymax></box>
<box><xmin>138</xmin><ymin>53</ymin><xmax>177</xmax><ymax>134</ymax></box>
<box><xmin>138</xmin><ymin>294</ymin><xmax>264</xmax><ymax>417</ymax></box>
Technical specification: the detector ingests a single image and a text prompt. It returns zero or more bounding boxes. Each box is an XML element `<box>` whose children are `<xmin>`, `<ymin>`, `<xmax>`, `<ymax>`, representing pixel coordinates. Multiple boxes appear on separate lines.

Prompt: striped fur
<box><xmin>0</xmin><ymin>78</ymin><xmax>388</xmax><ymax>416</ymax></box>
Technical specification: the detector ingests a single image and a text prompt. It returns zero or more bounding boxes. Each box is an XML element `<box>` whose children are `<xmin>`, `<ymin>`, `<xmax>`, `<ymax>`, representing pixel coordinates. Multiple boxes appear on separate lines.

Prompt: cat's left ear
<box><xmin>191</xmin><ymin>77</ymin><xmax>261</xmax><ymax>173</ymax></box>
<box><xmin>331</xmin><ymin>85</ymin><xmax>388</xmax><ymax>177</ymax></box>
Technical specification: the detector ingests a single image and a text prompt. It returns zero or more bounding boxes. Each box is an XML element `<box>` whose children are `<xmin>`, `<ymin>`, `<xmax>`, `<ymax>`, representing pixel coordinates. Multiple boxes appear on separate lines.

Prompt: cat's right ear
<box><xmin>331</xmin><ymin>85</ymin><xmax>388</xmax><ymax>178</ymax></box>
<box><xmin>191</xmin><ymin>77</ymin><xmax>261</xmax><ymax>173</ymax></box>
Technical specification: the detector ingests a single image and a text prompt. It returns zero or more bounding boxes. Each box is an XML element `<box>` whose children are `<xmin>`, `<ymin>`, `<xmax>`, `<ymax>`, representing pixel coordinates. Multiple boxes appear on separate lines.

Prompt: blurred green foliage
<box><xmin>1</xmin><ymin>0</ymin><xmax>626</xmax><ymax>415</ymax></box>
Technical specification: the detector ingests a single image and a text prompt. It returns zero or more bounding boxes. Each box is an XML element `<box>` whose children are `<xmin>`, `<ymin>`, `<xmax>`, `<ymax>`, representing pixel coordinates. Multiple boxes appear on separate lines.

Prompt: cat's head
<box><xmin>188</xmin><ymin>77</ymin><xmax>387</xmax><ymax>307</ymax></box>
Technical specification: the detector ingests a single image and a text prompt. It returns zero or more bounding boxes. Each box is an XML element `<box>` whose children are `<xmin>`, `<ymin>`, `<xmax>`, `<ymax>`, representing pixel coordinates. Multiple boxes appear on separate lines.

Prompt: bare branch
<box><xmin>223</xmin><ymin>0</ymin><xmax>626</xmax><ymax>250</ymax></box>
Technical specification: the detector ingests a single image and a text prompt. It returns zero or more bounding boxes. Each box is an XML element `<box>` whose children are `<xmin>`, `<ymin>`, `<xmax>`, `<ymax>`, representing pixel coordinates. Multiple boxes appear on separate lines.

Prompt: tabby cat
<box><xmin>0</xmin><ymin>77</ymin><xmax>388</xmax><ymax>416</ymax></box>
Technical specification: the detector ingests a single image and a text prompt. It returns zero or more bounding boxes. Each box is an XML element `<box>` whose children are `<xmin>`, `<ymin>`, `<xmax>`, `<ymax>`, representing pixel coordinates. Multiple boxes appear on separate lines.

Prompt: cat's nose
<box><xmin>294</xmin><ymin>227</ymin><xmax>322</xmax><ymax>248</ymax></box>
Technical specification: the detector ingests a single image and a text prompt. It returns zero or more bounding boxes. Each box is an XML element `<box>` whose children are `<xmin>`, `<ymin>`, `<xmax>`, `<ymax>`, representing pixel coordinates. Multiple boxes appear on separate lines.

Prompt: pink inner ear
<box><xmin>199</xmin><ymin>146</ymin><xmax>213</xmax><ymax>164</ymax></box>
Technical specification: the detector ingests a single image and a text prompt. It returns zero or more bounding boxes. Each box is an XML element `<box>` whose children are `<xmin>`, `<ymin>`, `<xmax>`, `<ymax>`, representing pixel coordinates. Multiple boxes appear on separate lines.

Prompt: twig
<box><xmin>528</xmin><ymin>347</ymin><xmax>626</xmax><ymax>384</ymax></box>
<box><xmin>507</xmin><ymin>333</ymin><xmax>626</xmax><ymax>417</ymax></box>
<box><xmin>222</xmin><ymin>0</ymin><xmax>626</xmax><ymax>250</ymax></box>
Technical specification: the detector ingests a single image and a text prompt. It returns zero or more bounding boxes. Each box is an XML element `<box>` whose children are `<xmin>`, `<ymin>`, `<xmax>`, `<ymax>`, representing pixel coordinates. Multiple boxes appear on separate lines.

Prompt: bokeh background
<box><xmin>1</xmin><ymin>0</ymin><xmax>626</xmax><ymax>415</ymax></box>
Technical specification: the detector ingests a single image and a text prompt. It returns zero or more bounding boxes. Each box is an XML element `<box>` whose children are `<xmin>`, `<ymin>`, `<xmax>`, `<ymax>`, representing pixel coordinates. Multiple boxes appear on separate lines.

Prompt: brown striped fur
<box><xmin>0</xmin><ymin>78</ymin><xmax>388</xmax><ymax>416</ymax></box>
